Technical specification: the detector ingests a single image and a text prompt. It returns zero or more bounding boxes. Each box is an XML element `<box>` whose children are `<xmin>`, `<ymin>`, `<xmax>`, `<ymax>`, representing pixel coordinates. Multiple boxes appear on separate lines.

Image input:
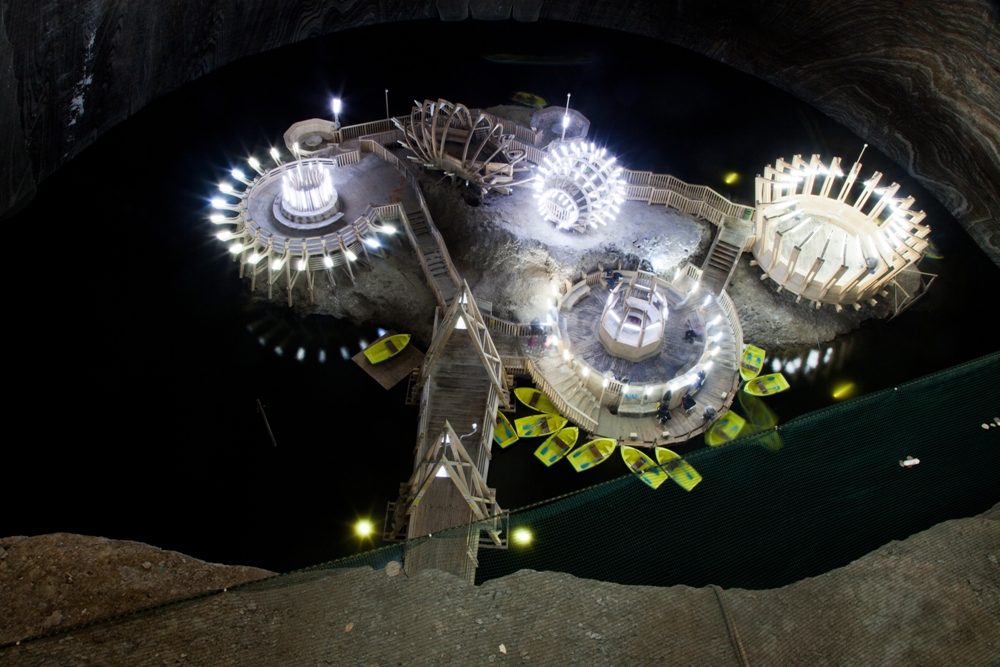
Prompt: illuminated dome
<box><xmin>534</xmin><ymin>141</ymin><xmax>626</xmax><ymax>232</ymax></box>
<box><xmin>751</xmin><ymin>148</ymin><xmax>931</xmax><ymax>308</ymax></box>
<box><xmin>273</xmin><ymin>159</ymin><xmax>341</xmax><ymax>229</ymax></box>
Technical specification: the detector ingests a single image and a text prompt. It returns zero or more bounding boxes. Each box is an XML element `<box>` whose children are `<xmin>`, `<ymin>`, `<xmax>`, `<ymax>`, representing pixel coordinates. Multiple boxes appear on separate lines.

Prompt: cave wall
<box><xmin>3</xmin><ymin>1</ymin><xmax>999</xmax><ymax>265</ymax></box>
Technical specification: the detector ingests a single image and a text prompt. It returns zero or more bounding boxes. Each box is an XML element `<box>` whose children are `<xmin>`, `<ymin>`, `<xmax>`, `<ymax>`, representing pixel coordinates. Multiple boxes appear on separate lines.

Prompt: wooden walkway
<box><xmin>402</xmin><ymin>203</ymin><xmax>460</xmax><ymax>307</ymax></box>
<box><xmin>402</xmin><ymin>333</ymin><xmax>498</xmax><ymax>582</ymax></box>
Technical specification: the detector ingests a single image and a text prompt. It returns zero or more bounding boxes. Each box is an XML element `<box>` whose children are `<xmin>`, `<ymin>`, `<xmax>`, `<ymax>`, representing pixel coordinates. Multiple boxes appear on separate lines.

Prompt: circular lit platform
<box><xmin>525</xmin><ymin>267</ymin><xmax>743</xmax><ymax>446</ymax></box>
<box><xmin>752</xmin><ymin>151</ymin><xmax>931</xmax><ymax>307</ymax></box>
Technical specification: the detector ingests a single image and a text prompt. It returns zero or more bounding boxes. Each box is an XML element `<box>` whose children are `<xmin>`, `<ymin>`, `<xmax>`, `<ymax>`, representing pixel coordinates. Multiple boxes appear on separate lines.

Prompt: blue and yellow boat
<box><xmin>493</xmin><ymin>411</ymin><xmax>518</xmax><ymax>449</ymax></box>
<box><xmin>705</xmin><ymin>412</ymin><xmax>747</xmax><ymax>446</ymax></box>
<box><xmin>514</xmin><ymin>412</ymin><xmax>567</xmax><ymax>438</ymax></box>
<box><xmin>744</xmin><ymin>373</ymin><xmax>790</xmax><ymax>397</ymax></box>
<box><xmin>515</xmin><ymin>387</ymin><xmax>559</xmax><ymax>414</ymax></box>
<box><xmin>534</xmin><ymin>427</ymin><xmax>579</xmax><ymax>466</ymax></box>
<box><xmin>568</xmin><ymin>438</ymin><xmax>617</xmax><ymax>472</ymax></box>
<box><xmin>740</xmin><ymin>345</ymin><xmax>766</xmax><ymax>381</ymax></box>
<box><xmin>362</xmin><ymin>334</ymin><xmax>410</xmax><ymax>365</ymax></box>
<box><xmin>655</xmin><ymin>448</ymin><xmax>702</xmax><ymax>491</ymax></box>
<box><xmin>620</xmin><ymin>446</ymin><xmax>668</xmax><ymax>489</ymax></box>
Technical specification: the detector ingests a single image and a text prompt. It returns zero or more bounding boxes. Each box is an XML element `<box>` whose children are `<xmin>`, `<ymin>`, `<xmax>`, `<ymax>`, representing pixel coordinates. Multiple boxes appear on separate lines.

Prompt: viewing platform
<box><xmin>493</xmin><ymin>266</ymin><xmax>742</xmax><ymax>447</ymax></box>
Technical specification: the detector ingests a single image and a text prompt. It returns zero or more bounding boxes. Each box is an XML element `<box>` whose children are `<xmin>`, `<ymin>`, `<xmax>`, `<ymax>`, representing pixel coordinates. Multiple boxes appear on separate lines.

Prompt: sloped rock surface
<box><xmin>2</xmin><ymin>504</ymin><xmax>997</xmax><ymax>664</ymax></box>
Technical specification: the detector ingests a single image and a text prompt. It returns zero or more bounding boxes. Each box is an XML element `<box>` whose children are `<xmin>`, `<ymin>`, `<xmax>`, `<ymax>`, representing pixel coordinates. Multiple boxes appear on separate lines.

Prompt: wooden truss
<box><xmin>418</xmin><ymin>280</ymin><xmax>510</xmax><ymax>404</ymax></box>
<box><xmin>388</xmin><ymin>421</ymin><xmax>505</xmax><ymax>547</ymax></box>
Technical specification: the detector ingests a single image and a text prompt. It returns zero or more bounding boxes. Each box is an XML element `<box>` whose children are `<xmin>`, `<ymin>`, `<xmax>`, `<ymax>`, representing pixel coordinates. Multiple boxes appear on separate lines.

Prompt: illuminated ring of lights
<box><xmin>534</xmin><ymin>141</ymin><xmax>626</xmax><ymax>232</ymax></box>
<box><xmin>209</xmin><ymin>152</ymin><xmax>395</xmax><ymax>286</ymax></box>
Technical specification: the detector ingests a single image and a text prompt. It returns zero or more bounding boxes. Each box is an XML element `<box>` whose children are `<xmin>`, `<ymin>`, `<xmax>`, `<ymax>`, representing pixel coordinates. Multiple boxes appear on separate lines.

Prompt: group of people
<box><xmin>654</xmin><ymin>370</ymin><xmax>709</xmax><ymax>424</ymax></box>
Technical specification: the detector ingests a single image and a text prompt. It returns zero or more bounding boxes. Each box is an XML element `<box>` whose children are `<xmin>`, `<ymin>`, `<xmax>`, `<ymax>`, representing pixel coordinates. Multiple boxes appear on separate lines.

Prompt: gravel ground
<box><xmin>0</xmin><ymin>534</ymin><xmax>272</xmax><ymax>646</ymax></box>
<box><xmin>3</xmin><ymin>505</ymin><xmax>997</xmax><ymax>665</ymax></box>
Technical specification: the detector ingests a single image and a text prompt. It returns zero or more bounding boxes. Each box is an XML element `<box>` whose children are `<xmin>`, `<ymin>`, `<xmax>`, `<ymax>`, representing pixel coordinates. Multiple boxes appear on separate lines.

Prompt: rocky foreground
<box><xmin>0</xmin><ymin>534</ymin><xmax>272</xmax><ymax>646</ymax></box>
<box><xmin>2</xmin><ymin>504</ymin><xmax>997</xmax><ymax>665</ymax></box>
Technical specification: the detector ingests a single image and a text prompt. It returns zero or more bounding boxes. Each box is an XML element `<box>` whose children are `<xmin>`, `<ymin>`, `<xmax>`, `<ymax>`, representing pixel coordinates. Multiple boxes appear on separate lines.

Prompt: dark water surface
<box><xmin>5</xmin><ymin>20</ymin><xmax>998</xmax><ymax>574</ymax></box>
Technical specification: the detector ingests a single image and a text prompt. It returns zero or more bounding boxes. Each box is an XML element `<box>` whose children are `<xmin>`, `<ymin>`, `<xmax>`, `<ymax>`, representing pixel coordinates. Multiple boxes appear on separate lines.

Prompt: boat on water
<box><xmin>740</xmin><ymin>345</ymin><xmax>766</xmax><ymax>381</ymax></box>
<box><xmin>738</xmin><ymin>392</ymin><xmax>783</xmax><ymax>451</ymax></box>
<box><xmin>568</xmin><ymin>438</ymin><xmax>617</xmax><ymax>472</ymax></box>
<box><xmin>534</xmin><ymin>427</ymin><xmax>579</xmax><ymax>466</ymax></box>
<box><xmin>620</xmin><ymin>446</ymin><xmax>668</xmax><ymax>489</ymax></box>
<box><xmin>744</xmin><ymin>372</ymin><xmax>790</xmax><ymax>397</ymax></box>
<box><xmin>515</xmin><ymin>387</ymin><xmax>559</xmax><ymax>414</ymax></box>
<box><xmin>508</xmin><ymin>91</ymin><xmax>548</xmax><ymax>108</ymax></box>
<box><xmin>514</xmin><ymin>413</ymin><xmax>567</xmax><ymax>438</ymax></box>
<box><xmin>362</xmin><ymin>334</ymin><xmax>410</xmax><ymax>365</ymax></box>
<box><xmin>494</xmin><ymin>411</ymin><xmax>519</xmax><ymax>449</ymax></box>
<box><xmin>655</xmin><ymin>448</ymin><xmax>702</xmax><ymax>491</ymax></box>
<box><xmin>705</xmin><ymin>412</ymin><xmax>747</xmax><ymax>446</ymax></box>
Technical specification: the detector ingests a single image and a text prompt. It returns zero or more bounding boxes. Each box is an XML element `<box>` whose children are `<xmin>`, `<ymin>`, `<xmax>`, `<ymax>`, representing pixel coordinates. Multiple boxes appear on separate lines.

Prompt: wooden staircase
<box><xmin>700</xmin><ymin>238</ymin><xmax>742</xmax><ymax>295</ymax></box>
<box><xmin>532</xmin><ymin>355</ymin><xmax>601</xmax><ymax>430</ymax></box>
<box><xmin>700</xmin><ymin>217</ymin><xmax>755</xmax><ymax>295</ymax></box>
<box><xmin>403</xmin><ymin>204</ymin><xmax>460</xmax><ymax>307</ymax></box>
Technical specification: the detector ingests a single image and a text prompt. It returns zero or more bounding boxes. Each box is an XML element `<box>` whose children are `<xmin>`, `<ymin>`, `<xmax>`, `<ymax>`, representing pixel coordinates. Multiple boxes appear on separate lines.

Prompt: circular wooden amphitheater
<box><xmin>528</xmin><ymin>267</ymin><xmax>743</xmax><ymax>446</ymax></box>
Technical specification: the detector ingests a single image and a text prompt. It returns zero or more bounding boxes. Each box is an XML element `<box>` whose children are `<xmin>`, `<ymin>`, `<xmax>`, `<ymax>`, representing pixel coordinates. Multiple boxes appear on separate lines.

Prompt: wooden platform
<box><xmin>352</xmin><ymin>333</ymin><xmax>424</xmax><ymax>390</ymax></box>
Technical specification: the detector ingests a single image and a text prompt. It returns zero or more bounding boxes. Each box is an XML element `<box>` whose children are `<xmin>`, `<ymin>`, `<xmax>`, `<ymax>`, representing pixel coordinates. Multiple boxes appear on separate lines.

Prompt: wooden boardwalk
<box><xmin>402</xmin><ymin>203</ymin><xmax>460</xmax><ymax>307</ymax></box>
<box><xmin>402</xmin><ymin>333</ymin><xmax>498</xmax><ymax>582</ymax></box>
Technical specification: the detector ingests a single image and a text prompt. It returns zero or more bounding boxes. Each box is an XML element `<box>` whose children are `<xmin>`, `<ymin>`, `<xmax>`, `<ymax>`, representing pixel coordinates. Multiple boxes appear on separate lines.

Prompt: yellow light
<box><xmin>513</xmin><ymin>528</ymin><xmax>532</xmax><ymax>545</ymax></box>
<box><xmin>832</xmin><ymin>382</ymin><xmax>855</xmax><ymax>399</ymax></box>
<box><xmin>724</xmin><ymin>172</ymin><xmax>740</xmax><ymax>185</ymax></box>
<box><xmin>355</xmin><ymin>520</ymin><xmax>373</xmax><ymax>537</ymax></box>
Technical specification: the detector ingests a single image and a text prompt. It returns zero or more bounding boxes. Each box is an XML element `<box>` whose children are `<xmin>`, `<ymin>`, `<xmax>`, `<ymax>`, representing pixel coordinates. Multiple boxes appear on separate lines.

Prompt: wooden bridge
<box><xmin>384</xmin><ymin>284</ymin><xmax>511</xmax><ymax>583</ymax></box>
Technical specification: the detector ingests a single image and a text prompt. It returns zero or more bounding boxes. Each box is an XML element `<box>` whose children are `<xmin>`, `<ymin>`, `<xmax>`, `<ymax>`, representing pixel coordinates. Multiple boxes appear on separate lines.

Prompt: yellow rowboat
<box><xmin>655</xmin><ymin>448</ymin><xmax>702</xmax><ymax>491</ymax></box>
<box><xmin>514</xmin><ymin>413</ymin><xmax>567</xmax><ymax>438</ymax></box>
<box><xmin>745</xmin><ymin>373</ymin><xmax>790</xmax><ymax>397</ymax></box>
<box><xmin>620</xmin><ymin>446</ymin><xmax>668</xmax><ymax>489</ymax></box>
<box><xmin>510</xmin><ymin>91</ymin><xmax>548</xmax><ymax>108</ymax></box>
<box><xmin>705</xmin><ymin>412</ymin><xmax>747</xmax><ymax>447</ymax></box>
<box><xmin>534</xmin><ymin>427</ymin><xmax>579</xmax><ymax>466</ymax></box>
<box><xmin>568</xmin><ymin>438</ymin><xmax>617</xmax><ymax>472</ymax></box>
<box><xmin>494</xmin><ymin>411</ymin><xmax>518</xmax><ymax>449</ymax></box>
<box><xmin>739</xmin><ymin>392</ymin><xmax>783</xmax><ymax>451</ymax></box>
<box><xmin>362</xmin><ymin>334</ymin><xmax>410</xmax><ymax>365</ymax></box>
<box><xmin>515</xmin><ymin>387</ymin><xmax>559</xmax><ymax>414</ymax></box>
<box><xmin>740</xmin><ymin>345</ymin><xmax>766</xmax><ymax>382</ymax></box>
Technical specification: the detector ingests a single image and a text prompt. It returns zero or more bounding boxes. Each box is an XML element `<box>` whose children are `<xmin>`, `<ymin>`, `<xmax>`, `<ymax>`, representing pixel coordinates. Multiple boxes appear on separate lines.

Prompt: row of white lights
<box><xmin>534</xmin><ymin>142</ymin><xmax>626</xmax><ymax>229</ymax></box>
<box><xmin>210</xmin><ymin>97</ymin><xmax>401</xmax><ymax>272</ymax></box>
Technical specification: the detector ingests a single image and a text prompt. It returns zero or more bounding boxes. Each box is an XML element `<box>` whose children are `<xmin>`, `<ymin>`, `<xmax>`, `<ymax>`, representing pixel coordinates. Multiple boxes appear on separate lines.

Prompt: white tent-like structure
<box><xmin>751</xmin><ymin>150</ymin><xmax>934</xmax><ymax>310</ymax></box>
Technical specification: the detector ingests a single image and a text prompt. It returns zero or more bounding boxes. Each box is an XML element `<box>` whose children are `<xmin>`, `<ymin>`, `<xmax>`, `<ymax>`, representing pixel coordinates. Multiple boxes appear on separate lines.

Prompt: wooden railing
<box><xmin>500</xmin><ymin>356</ymin><xmax>528</xmax><ymax>374</ymax></box>
<box><xmin>716</xmin><ymin>289</ymin><xmax>744</xmax><ymax>369</ymax></box>
<box><xmin>476</xmin><ymin>110</ymin><xmax>544</xmax><ymax>146</ymax></box>
<box><xmin>622</xmin><ymin>170</ymin><xmax>754</xmax><ymax>227</ymax></box>
<box><xmin>338</xmin><ymin>118</ymin><xmax>397</xmax><ymax>141</ymax></box>
<box><xmin>360</xmin><ymin>139</ymin><xmax>463</xmax><ymax>307</ymax></box>
<box><xmin>484</xmin><ymin>314</ymin><xmax>544</xmax><ymax>337</ymax></box>
<box><xmin>241</xmin><ymin>166</ymin><xmax>382</xmax><ymax>261</ymax></box>
<box><xmin>336</xmin><ymin>149</ymin><xmax>361</xmax><ymax>166</ymax></box>
<box><xmin>525</xmin><ymin>359</ymin><xmax>599</xmax><ymax>432</ymax></box>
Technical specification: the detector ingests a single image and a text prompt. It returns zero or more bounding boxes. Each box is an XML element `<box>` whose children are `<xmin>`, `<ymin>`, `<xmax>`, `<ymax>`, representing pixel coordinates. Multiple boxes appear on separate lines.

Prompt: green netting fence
<box><xmin>4</xmin><ymin>352</ymin><xmax>998</xmax><ymax>666</ymax></box>
<box><xmin>328</xmin><ymin>351</ymin><xmax>999</xmax><ymax>590</ymax></box>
